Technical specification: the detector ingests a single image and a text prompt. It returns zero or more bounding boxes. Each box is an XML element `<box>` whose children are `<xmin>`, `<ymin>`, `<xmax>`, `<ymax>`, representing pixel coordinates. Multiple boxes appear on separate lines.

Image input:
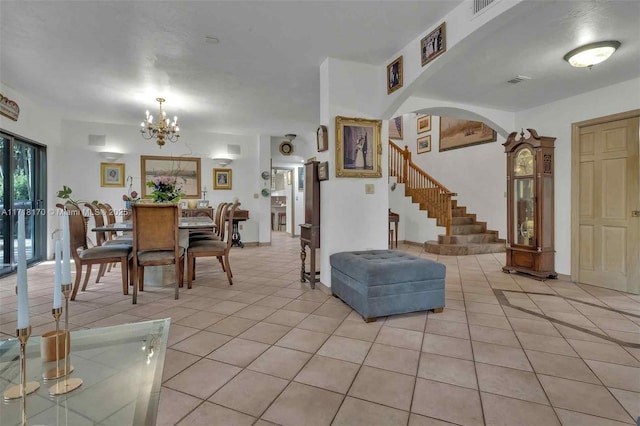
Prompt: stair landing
<box><xmin>425</xmin><ymin>202</ymin><xmax>505</xmax><ymax>255</ymax></box>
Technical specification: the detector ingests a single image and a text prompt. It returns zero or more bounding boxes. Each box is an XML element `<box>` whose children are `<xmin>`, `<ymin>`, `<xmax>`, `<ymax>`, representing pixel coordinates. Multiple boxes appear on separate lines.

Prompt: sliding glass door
<box><xmin>0</xmin><ymin>131</ymin><xmax>47</xmax><ymax>276</ymax></box>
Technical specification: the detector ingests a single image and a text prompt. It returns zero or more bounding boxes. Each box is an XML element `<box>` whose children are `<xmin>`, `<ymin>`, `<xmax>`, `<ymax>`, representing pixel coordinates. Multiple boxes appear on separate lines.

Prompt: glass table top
<box><xmin>0</xmin><ymin>318</ymin><xmax>170</xmax><ymax>426</ymax></box>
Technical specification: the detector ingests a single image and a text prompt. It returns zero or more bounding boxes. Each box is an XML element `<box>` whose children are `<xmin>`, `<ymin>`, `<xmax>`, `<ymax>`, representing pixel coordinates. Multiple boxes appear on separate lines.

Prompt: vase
<box><xmin>125</xmin><ymin>201</ymin><xmax>131</xmax><ymax>209</ymax></box>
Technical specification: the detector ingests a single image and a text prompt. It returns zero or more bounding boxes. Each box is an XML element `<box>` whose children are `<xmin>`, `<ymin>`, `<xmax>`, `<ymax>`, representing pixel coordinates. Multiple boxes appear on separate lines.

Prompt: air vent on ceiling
<box><xmin>474</xmin><ymin>0</ymin><xmax>495</xmax><ymax>15</ymax></box>
<box><xmin>507</xmin><ymin>75</ymin><xmax>531</xmax><ymax>84</ymax></box>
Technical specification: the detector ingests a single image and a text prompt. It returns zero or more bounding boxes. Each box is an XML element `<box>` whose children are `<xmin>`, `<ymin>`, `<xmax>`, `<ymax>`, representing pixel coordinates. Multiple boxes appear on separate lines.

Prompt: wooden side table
<box><xmin>388</xmin><ymin>209</ymin><xmax>399</xmax><ymax>249</ymax></box>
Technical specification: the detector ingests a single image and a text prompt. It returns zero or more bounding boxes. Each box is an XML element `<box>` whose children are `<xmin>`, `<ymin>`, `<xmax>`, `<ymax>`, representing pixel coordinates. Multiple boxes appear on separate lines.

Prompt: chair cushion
<box><xmin>79</xmin><ymin>245</ymin><xmax>131</xmax><ymax>260</ymax></box>
<box><xmin>188</xmin><ymin>240</ymin><xmax>227</xmax><ymax>253</ymax></box>
<box><xmin>137</xmin><ymin>247</ymin><xmax>185</xmax><ymax>264</ymax></box>
<box><xmin>103</xmin><ymin>239</ymin><xmax>132</xmax><ymax>246</ymax></box>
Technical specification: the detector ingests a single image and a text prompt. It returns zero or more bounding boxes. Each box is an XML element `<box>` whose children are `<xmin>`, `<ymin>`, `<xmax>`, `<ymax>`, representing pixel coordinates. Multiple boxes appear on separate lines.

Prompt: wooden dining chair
<box><xmin>188</xmin><ymin>202</ymin><xmax>227</xmax><ymax>243</ymax></box>
<box><xmin>131</xmin><ymin>203</ymin><xmax>184</xmax><ymax>304</ymax></box>
<box><xmin>63</xmin><ymin>203</ymin><xmax>132</xmax><ymax>301</ymax></box>
<box><xmin>187</xmin><ymin>201</ymin><xmax>238</xmax><ymax>288</ymax></box>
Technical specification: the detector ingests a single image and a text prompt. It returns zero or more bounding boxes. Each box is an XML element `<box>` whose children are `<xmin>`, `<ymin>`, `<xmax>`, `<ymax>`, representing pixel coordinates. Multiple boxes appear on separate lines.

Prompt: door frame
<box><xmin>570</xmin><ymin>109</ymin><xmax>640</xmax><ymax>283</ymax></box>
<box><xmin>270</xmin><ymin>166</ymin><xmax>297</xmax><ymax>237</ymax></box>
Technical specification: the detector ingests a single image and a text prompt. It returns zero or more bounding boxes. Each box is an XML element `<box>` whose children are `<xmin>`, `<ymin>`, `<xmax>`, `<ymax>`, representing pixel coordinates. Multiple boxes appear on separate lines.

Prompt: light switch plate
<box><xmin>365</xmin><ymin>184</ymin><xmax>375</xmax><ymax>194</ymax></box>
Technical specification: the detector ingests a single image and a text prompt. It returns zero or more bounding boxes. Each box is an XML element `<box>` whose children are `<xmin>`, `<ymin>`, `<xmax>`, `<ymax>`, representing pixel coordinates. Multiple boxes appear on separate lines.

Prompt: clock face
<box><xmin>279</xmin><ymin>141</ymin><xmax>293</xmax><ymax>155</ymax></box>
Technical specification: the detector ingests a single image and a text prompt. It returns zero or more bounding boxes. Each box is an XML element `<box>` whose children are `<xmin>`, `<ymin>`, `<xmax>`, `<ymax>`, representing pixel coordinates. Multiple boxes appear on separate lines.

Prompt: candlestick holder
<box><xmin>42</xmin><ymin>308</ymin><xmax>72</xmax><ymax>380</ymax></box>
<box><xmin>49</xmin><ymin>283</ymin><xmax>82</xmax><ymax>395</ymax></box>
<box><xmin>3</xmin><ymin>326</ymin><xmax>41</xmax><ymax>426</ymax></box>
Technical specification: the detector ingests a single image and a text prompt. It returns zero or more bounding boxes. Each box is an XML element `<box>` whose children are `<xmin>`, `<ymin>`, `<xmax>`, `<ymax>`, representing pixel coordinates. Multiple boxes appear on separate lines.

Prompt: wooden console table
<box><xmin>227</xmin><ymin>209</ymin><xmax>249</xmax><ymax>248</ymax></box>
<box><xmin>300</xmin><ymin>160</ymin><xmax>320</xmax><ymax>289</ymax></box>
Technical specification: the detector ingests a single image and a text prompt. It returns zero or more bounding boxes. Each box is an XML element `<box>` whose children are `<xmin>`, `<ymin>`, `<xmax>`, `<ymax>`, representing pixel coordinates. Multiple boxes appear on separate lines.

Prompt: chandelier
<box><xmin>140</xmin><ymin>98</ymin><xmax>180</xmax><ymax>147</ymax></box>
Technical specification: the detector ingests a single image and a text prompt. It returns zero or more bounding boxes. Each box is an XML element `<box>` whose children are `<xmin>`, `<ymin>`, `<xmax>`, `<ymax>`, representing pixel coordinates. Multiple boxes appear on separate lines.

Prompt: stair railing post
<box><xmin>402</xmin><ymin>145</ymin><xmax>411</xmax><ymax>186</ymax></box>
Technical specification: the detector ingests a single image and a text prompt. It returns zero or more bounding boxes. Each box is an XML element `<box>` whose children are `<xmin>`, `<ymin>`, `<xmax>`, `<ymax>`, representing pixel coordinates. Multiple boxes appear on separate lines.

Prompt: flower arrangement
<box><xmin>122</xmin><ymin>176</ymin><xmax>140</xmax><ymax>207</ymax></box>
<box><xmin>146</xmin><ymin>176</ymin><xmax>184</xmax><ymax>203</ymax></box>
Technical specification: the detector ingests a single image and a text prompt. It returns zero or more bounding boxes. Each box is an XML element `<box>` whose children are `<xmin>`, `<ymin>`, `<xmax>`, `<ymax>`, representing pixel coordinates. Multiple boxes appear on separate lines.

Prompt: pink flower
<box><xmin>131</xmin><ymin>190</ymin><xmax>138</xmax><ymax>198</ymax></box>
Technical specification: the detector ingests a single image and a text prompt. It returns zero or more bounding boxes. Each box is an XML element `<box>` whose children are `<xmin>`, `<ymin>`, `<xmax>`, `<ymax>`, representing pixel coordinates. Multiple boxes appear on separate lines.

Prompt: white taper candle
<box><xmin>16</xmin><ymin>212</ymin><xmax>30</xmax><ymax>329</ymax></box>
<box><xmin>54</xmin><ymin>239</ymin><xmax>62</xmax><ymax>309</ymax></box>
<box><xmin>62</xmin><ymin>211</ymin><xmax>71</xmax><ymax>283</ymax></box>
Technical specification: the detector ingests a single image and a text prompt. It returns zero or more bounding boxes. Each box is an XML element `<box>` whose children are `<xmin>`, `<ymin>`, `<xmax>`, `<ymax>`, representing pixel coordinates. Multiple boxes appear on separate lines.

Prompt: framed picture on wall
<box><xmin>100</xmin><ymin>162</ymin><xmax>125</xmax><ymax>187</ymax></box>
<box><xmin>421</xmin><ymin>22</ymin><xmax>446</xmax><ymax>66</ymax></box>
<box><xmin>439</xmin><ymin>117</ymin><xmax>496</xmax><ymax>151</ymax></box>
<box><xmin>140</xmin><ymin>155</ymin><xmax>201</xmax><ymax>198</ymax></box>
<box><xmin>213</xmin><ymin>168</ymin><xmax>232</xmax><ymax>190</ymax></box>
<box><xmin>417</xmin><ymin>135</ymin><xmax>432</xmax><ymax>154</ymax></box>
<box><xmin>389</xmin><ymin>116</ymin><xmax>403</xmax><ymax>139</ymax></box>
<box><xmin>318</xmin><ymin>161</ymin><xmax>329</xmax><ymax>181</ymax></box>
<box><xmin>386</xmin><ymin>55</ymin><xmax>403</xmax><ymax>94</ymax></box>
<box><xmin>335</xmin><ymin>115</ymin><xmax>382</xmax><ymax>178</ymax></box>
<box><xmin>417</xmin><ymin>115</ymin><xmax>431</xmax><ymax>133</ymax></box>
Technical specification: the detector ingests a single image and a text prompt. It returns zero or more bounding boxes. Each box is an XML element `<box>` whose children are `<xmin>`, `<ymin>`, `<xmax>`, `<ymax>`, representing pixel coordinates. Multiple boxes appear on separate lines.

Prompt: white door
<box><xmin>574</xmin><ymin>114</ymin><xmax>639</xmax><ymax>293</ymax></box>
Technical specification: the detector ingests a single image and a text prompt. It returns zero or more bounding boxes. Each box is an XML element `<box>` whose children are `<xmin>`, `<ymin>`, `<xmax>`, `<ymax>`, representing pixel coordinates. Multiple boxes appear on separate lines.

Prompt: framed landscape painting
<box><xmin>335</xmin><ymin>116</ymin><xmax>382</xmax><ymax>178</ymax></box>
<box><xmin>100</xmin><ymin>162</ymin><xmax>125</xmax><ymax>187</ymax></box>
<box><xmin>389</xmin><ymin>116</ymin><xmax>403</xmax><ymax>139</ymax></box>
<box><xmin>140</xmin><ymin>155</ymin><xmax>201</xmax><ymax>198</ymax></box>
<box><xmin>417</xmin><ymin>115</ymin><xmax>431</xmax><ymax>133</ymax></box>
<box><xmin>439</xmin><ymin>117</ymin><xmax>497</xmax><ymax>151</ymax></box>
<box><xmin>417</xmin><ymin>135</ymin><xmax>431</xmax><ymax>154</ymax></box>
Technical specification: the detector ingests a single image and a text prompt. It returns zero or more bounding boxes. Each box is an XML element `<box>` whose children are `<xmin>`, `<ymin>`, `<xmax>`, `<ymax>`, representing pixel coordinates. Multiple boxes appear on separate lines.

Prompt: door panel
<box><xmin>576</xmin><ymin>116</ymin><xmax>639</xmax><ymax>293</ymax></box>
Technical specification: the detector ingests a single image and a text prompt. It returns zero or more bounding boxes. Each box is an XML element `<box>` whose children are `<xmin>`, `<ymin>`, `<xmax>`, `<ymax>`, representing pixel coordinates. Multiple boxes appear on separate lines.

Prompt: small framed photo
<box><xmin>180</xmin><ymin>200</ymin><xmax>188</xmax><ymax>209</ymax></box>
<box><xmin>316</xmin><ymin>125</ymin><xmax>328</xmax><ymax>152</ymax></box>
<box><xmin>100</xmin><ymin>162</ymin><xmax>125</xmax><ymax>187</ymax></box>
<box><xmin>417</xmin><ymin>135</ymin><xmax>432</xmax><ymax>154</ymax></box>
<box><xmin>386</xmin><ymin>55</ymin><xmax>403</xmax><ymax>94</ymax></box>
<box><xmin>197</xmin><ymin>200</ymin><xmax>210</xmax><ymax>207</ymax></box>
<box><xmin>417</xmin><ymin>115</ymin><xmax>431</xmax><ymax>133</ymax></box>
<box><xmin>421</xmin><ymin>22</ymin><xmax>446</xmax><ymax>66</ymax></box>
<box><xmin>213</xmin><ymin>168</ymin><xmax>232</xmax><ymax>190</ymax></box>
<box><xmin>318</xmin><ymin>161</ymin><xmax>329</xmax><ymax>181</ymax></box>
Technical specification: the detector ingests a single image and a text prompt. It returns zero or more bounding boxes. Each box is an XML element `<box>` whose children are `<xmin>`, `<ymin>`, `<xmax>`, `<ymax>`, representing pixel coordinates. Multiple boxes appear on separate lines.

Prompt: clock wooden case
<box><xmin>503</xmin><ymin>128</ymin><xmax>557</xmax><ymax>279</ymax></box>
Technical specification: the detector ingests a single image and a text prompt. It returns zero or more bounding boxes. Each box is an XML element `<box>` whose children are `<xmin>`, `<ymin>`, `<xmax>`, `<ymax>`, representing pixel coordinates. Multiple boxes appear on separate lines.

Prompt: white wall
<box><xmin>59</xmin><ymin>120</ymin><xmax>264</xmax><ymax>242</ymax></box>
<box><xmin>515</xmin><ymin>77</ymin><xmax>640</xmax><ymax>276</ymax></box>
<box><xmin>319</xmin><ymin>58</ymin><xmax>389</xmax><ymax>287</ymax></box>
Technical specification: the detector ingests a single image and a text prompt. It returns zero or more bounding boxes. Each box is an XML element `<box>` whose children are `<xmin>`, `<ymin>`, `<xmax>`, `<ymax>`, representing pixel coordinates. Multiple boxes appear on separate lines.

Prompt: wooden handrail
<box><xmin>389</xmin><ymin>140</ymin><xmax>456</xmax><ymax>235</ymax></box>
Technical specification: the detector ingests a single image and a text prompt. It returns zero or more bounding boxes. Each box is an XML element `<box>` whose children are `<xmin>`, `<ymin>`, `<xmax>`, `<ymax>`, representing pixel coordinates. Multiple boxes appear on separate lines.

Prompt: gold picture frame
<box><xmin>439</xmin><ymin>117</ymin><xmax>497</xmax><ymax>151</ymax></box>
<box><xmin>100</xmin><ymin>162</ymin><xmax>125</xmax><ymax>187</ymax></box>
<box><xmin>417</xmin><ymin>115</ymin><xmax>431</xmax><ymax>133</ymax></box>
<box><xmin>140</xmin><ymin>155</ymin><xmax>201</xmax><ymax>198</ymax></box>
<box><xmin>421</xmin><ymin>22</ymin><xmax>446</xmax><ymax>66</ymax></box>
<box><xmin>335</xmin><ymin>116</ymin><xmax>382</xmax><ymax>178</ymax></box>
<box><xmin>417</xmin><ymin>135</ymin><xmax>432</xmax><ymax>154</ymax></box>
<box><xmin>213</xmin><ymin>168</ymin><xmax>232</xmax><ymax>190</ymax></box>
<box><xmin>387</xmin><ymin>55</ymin><xmax>403</xmax><ymax>94</ymax></box>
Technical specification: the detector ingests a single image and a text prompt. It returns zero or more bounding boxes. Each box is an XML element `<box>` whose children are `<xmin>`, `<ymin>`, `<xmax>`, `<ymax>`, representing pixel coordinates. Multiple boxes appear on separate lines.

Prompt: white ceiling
<box><xmin>1</xmin><ymin>1</ymin><xmax>638</xmax><ymax>139</ymax></box>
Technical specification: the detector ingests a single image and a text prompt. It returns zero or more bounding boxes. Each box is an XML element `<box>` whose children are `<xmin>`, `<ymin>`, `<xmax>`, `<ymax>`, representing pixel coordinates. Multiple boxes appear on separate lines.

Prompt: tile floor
<box><xmin>1</xmin><ymin>232</ymin><xmax>639</xmax><ymax>425</ymax></box>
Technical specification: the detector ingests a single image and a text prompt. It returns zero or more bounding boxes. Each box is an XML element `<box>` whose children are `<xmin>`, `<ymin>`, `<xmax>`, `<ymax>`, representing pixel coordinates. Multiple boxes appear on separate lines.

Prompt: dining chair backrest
<box><xmin>99</xmin><ymin>202</ymin><xmax>117</xmax><ymax>240</ymax></box>
<box><xmin>223</xmin><ymin>202</ymin><xmax>239</xmax><ymax>248</ymax></box>
<box><xmin>132</xmin><ymin>203</ymin><xmax>180</xmax><ymax>252</ymax></box>
<box><xmin>214</xmin><ymin>202</ymin><xmax>228</xmax><ymax>237</ymax></box>
<box><xmin>85</xmin><ymin>203</ymin><xmax>107</xmax><ymax>245</ymax></box>
<box><xmin>65</xmin><ymin>203</ymin><xmax>89</xmax><ymax>252</ymax></box>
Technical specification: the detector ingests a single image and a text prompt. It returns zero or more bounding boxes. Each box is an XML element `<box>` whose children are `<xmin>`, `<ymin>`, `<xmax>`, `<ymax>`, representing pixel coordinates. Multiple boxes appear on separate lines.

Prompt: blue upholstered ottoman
<box><xmin>330</xmin><ymin>250</ymin><xmax>445</xmax><ymax>322</ymax></box>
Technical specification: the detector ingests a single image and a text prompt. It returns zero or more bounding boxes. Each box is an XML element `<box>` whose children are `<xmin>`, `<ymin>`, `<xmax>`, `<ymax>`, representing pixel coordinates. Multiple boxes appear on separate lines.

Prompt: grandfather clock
<box><xmin>503</xmin><ymin>128</ymin><xmax>557</xmax><ymax>279</ymax></box>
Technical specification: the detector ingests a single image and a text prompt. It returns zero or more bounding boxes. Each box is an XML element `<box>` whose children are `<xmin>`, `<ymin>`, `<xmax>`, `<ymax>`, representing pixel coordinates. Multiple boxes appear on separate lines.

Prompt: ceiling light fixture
<box><xmin>563</xmin><ymin>41</ymin><xmax>621</xmax><ymax>68</ymax></box>
<box><xmin>140</xmin><ymin>98</ymin><xmax>180</xmax><ymax>148</ymax></box>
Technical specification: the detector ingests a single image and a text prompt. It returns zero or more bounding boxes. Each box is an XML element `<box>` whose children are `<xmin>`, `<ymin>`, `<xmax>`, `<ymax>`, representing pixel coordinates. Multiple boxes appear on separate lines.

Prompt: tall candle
<box><xmin>54</xmin><ymin>239</ymin><xmax>62</xmax><ymax>309</ymax></box>
<box><xmin>62</xmin><ymin>211</ymin><xmax>71</xmax><ymax>283</ymax></box>
<box><xmin>16</xmin><ymin>212</ymin><xmax>30</xmax><ymax>329</ymax></box>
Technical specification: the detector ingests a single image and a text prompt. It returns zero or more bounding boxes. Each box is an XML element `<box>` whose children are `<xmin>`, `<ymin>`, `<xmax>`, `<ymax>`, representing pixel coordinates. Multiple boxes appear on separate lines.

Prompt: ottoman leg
<box><xmin>363</xmin><ymin>316</ymin><xmax>377</xmax><ymax>323</ymax></box>
<box><xmin>431</xmin><ymin>307</ymin><xmax>444</xmax><ymax>313</ymax></box>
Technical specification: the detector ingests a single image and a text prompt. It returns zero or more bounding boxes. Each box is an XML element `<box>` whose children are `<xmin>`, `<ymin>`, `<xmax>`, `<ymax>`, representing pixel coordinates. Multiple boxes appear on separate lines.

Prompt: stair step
<box><xmin>424</xmin><ymin>241</ymin><xmax>506</xmax><ymax>256</ymax></box>
<box><xmin>451</xmin><ymin>224</ymin><xmax>486</xmax><ymax>234</ymax></box>
<box><xmin>451</xmin><ymin>217</ymin><xmax>474</xmax><ymax>225</ymax></box>
<box><xmin>439</xmin><ymin>233</ymin><xmax>499</xmax><ymax>244</ymax></box>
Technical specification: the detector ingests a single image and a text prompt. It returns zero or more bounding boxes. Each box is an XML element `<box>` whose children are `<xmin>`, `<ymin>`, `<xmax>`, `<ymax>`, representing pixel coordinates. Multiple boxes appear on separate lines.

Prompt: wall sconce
<box><xmin>213</xmin><ymin>158</ymin><xmax>233</xmax><ymax>167</ymax></box>
<box><xmin>98</xmin><ymin>151</ymin><xmax>123</xmax><ymax>161</ymax></box>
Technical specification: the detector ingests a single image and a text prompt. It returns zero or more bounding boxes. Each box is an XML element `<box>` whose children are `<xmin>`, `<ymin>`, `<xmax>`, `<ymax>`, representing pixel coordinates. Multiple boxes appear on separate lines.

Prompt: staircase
<box><xmin>425</xmin><ymin>200</ymin><xmax>505</xmax><ymax>255</ymax></box>
<box><xmin>389</xmin><ymin>141</ymin><xmax>505</xmax><ymax>255</ymax></box>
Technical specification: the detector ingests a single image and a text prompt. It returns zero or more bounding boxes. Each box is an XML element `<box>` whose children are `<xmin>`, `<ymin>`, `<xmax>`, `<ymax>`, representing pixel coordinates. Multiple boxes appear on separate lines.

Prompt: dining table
<box><xmin>91</xmin><ymin>217</ymin><xmax>216</xmax><ymax>286</ymax></box>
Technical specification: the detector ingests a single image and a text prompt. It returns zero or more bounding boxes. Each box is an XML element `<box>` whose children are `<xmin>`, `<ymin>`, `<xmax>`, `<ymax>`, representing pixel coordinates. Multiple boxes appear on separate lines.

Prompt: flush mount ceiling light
<box><xmin>140</xmin><ymin>98</ymin><xmax>180</xmax><ymax>148</ymax></box>
<box><xmin>563</xmin><ymin>41</ymin><xmax>621</xmax><ymax>68</ymax></box>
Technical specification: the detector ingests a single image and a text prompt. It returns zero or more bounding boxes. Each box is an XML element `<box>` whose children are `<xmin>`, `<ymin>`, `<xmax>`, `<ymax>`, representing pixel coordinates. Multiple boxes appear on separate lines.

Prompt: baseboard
<box><xmin>242</xmin><ymin>242</ymin><xmax>260</xmax><ymax>247</ymax></box>
<box><xmin>557</xmin><ymin>273</ymin><xmax>571</xmax><ymax>282</ymax></box>
<box><xmin>399</xmin><ymin>240</ymin><xmax>424</xmax><ymax>247</ymax></box>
